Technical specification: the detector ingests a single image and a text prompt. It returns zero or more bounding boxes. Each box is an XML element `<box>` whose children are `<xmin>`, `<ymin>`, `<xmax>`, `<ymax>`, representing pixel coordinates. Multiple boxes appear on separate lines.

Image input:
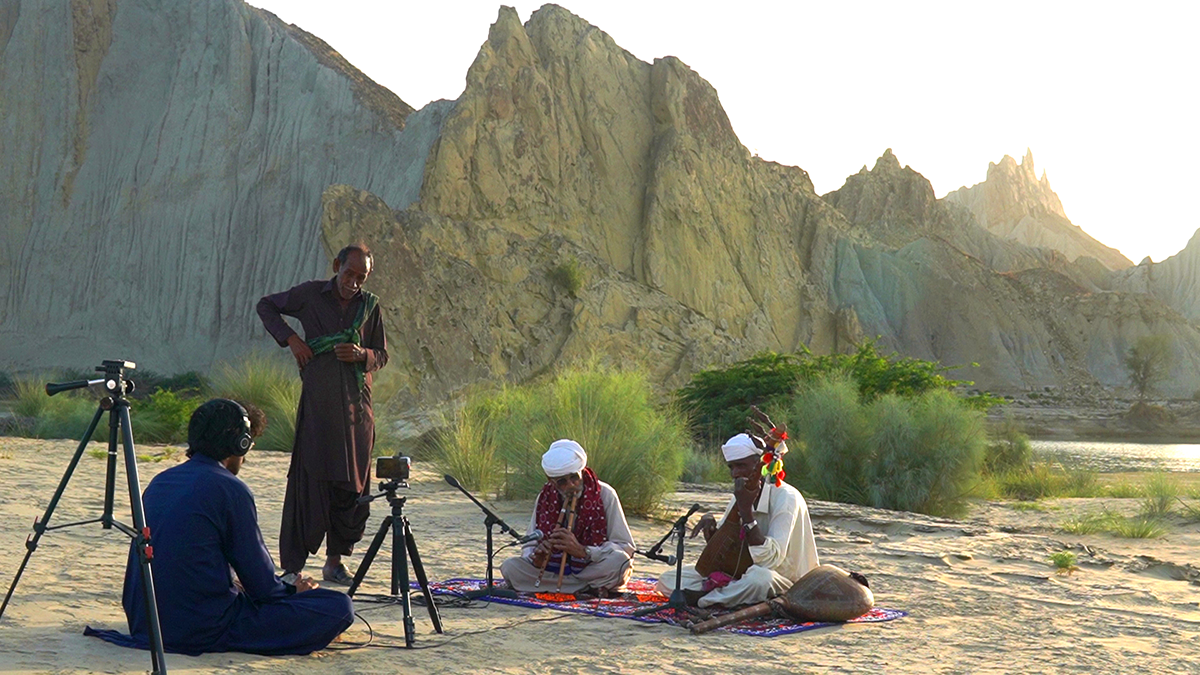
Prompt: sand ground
<box><xmin>1</xmin><ymin>438</ymin><xmax>1198</xmax><ymax>674</ymax></box>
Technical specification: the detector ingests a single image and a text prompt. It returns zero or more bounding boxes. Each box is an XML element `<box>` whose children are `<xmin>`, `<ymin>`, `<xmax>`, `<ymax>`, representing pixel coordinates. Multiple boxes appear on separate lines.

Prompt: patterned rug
<box><xmin>421</xmin><ymin>578</ymin><xmax>907</xmax><ymax>637</ymax></box>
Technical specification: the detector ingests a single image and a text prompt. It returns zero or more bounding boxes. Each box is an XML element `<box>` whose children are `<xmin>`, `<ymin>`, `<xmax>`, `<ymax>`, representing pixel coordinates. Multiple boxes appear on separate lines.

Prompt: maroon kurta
<box><xmin>257</xmin><ymin>278</ymin><xmax>387</xmax><ymax>569</ymax></box>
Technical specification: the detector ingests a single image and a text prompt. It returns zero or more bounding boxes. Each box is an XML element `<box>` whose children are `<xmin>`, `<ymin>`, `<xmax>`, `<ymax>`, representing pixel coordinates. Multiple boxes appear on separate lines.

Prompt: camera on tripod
<box><xmin>376</xmin><ymin>454</ymin><xmax>412</xmax><ymax>481</ymax></box>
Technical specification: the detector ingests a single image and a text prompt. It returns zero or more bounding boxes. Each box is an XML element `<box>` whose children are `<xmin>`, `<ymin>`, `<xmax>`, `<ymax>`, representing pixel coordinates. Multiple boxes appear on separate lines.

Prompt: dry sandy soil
<box><xmin>1</xmin><ymin>438</ymin><xmax>1198</xmax><ymax>674</ymax></box>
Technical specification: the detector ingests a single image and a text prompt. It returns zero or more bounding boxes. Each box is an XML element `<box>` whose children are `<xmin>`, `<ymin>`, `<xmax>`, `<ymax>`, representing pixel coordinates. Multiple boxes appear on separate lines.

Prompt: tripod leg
<box><xmin>347</xmin><ymin>516</ymin><xmax>392</xmax><ymax>597</ymax></box>
<box><xmin>396</xmin><ymin>516</ymin><xmax>414</xmax><ymax>648</ymax></box>
<box><xmin>403</xmin><ymin>521</ymin><xmax>443</xmax><ymax>634</ymax></box>
<box><xmin>1</xmin><ymin>404</ymin><xmax>105</xmax><ymax>620</ymax></box>
<box><xmin>103</xmin><ymin>407</ymin><xmax>119</xmax><ymax>528</ymax></box>
<box><xmin>118</xmin><ymin>404</ymin><xmax>168</xmax><ymax>675</ymax></box>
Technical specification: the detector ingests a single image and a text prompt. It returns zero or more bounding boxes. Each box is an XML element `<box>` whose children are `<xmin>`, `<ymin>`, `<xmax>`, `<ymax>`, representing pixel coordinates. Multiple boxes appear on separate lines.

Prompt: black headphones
<box><xmin>191</xmin><ymin>399</ymin><xmax>253</xmax><ymax>456</ymax></box>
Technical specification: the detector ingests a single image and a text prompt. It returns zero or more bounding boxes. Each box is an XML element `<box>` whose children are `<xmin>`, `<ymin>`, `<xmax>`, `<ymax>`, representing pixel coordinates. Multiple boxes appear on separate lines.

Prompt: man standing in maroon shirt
<box><xmin>257</xmin><ymin>244</ymin><xmax>388</xmax><ymax>584</ymax></box>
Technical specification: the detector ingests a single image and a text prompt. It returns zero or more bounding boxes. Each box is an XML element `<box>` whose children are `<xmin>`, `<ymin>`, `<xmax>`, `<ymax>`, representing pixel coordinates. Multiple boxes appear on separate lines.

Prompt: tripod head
<box><xmin>358</xmin><ymin>478</ymin><xmax>410</xmax><ymax>507</ymax></box>
<box><xmin>45</xmin><ymin>360</ymin><xmax>136</xmax><ymax>398</ymax></box>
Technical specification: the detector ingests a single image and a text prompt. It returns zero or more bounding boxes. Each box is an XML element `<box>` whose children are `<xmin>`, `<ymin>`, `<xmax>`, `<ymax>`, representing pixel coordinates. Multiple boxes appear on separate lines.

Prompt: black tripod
<box><xmin>346</xmin><ymin>479</ymin><xmax>442</xmax><ymax>648</ymax></box>
<box><xmin>0</xmin><ymin>360</ymin><xmax>168</xmax><ymax>674</ymax></box>
<box><xmin>632</xmin><ymin>503</ymin><xmax>705</xmax><ymax>621</ymax></box>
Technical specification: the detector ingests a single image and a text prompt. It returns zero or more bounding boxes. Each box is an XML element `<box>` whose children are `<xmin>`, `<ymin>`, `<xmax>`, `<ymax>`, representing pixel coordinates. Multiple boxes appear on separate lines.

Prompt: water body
<box><xmin>1031</xmin><ymin>440</ymin><xmax>1200</xmax><ymax>473</ymax></box>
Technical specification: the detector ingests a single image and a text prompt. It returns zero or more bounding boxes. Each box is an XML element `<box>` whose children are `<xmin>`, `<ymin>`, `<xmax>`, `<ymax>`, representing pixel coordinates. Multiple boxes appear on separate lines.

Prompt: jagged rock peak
<box><xmin>944</xmin><ymin>151</ymin><xmax>1132</xmax><ymax>271</ymax></box>
<box><xmin>874</xmin><ymin>148</ymin><xmax>902</xmax><ymax>171</ymax></box>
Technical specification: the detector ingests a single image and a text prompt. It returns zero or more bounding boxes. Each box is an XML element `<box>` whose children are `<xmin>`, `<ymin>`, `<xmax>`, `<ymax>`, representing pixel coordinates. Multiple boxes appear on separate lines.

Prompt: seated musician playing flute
<box><xmin>657</xmin><ymin>430</ymin><xmax>819</xmax><ymax>608</ymax></box>
<box><xmin>500</xmin><ymin>439</ymin><xmax>636</xmax><ymax>595</ymax></box>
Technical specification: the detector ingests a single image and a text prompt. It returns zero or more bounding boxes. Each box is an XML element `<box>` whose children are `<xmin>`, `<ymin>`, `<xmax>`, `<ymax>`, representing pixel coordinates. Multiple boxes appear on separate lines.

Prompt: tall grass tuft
<box><xmin>434</xmin><ymin>405</ymin><xmax>502</xmax><ymax>497</ymax></box>
<box><xmin>210</xmin><ymin>355</ymin><xmax>301</xmax><ymax>452</ymax></box>
<box><xmin>12</xmin><ymin>377</ymin><xmax>106</xmax><ymax>442</ymax></box>
<box><xmin>1140</xmin><ymin>472</ymin><xmax>1179</xmax><ymax>518</ymax></box>
<box><xmin>995</xmin><ymin>463</ymin><xmax>1096</xmax><ymax>501</ymax></box>
<box><xmin>435</xmin><ymin>363</ymin><xmax>688</xmax><ymax>515</ymax></box>
<box><xmin>790</xmin><ymin>375</ymin><xmax>986</xmax><ymax>517</ymax></box>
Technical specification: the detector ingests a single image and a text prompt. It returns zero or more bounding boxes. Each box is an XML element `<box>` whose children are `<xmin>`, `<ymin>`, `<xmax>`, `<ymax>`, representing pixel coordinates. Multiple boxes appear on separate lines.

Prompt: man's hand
<box><xmin>547</xmin><ymin>526</ymin><xmax>587</xmax><ymax>560</ymax></box>
<box><xmin>733</xmin><ymin>476</ymin><xmax>759</xmax><ymax>522</ymax></box>
<box><xmin>293</xmin><ymin>573</ymin><xmax>320</xmax><ymax>593</ymax></box>
<box><xmin>690</xmin><ymin>513</ymin><xmax>718</xmax><ymax>541</ymax></box>
<box><xmin>334</xmin><ymin>343</ymin><xmax>367</xmax><ymax>363</ymax></box>
<box><xmin>531</xmin><ymin>538</ymin><xmax>553</xmax><ymax>568</ymax></box>
<box><xmin>286</xmin><ymin>334</ymin><xmax>314</xmax><ymax>369</ymax></box>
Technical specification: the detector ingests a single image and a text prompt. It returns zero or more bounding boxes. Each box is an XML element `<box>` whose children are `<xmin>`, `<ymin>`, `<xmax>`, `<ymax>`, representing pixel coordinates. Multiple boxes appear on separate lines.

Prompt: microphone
<box><xmin>685</xmin><ymin>502</ymin><xmax>702</xmax><ymax>518</ymax></box>
<box><xmin>516</xmin><ymin>529</ymin><xmax>543</xmax><ymax>544</ymax></box>
<box><xmin>444</xmin><ymin>474</ymin><xmax>461</xmax><ymax>489</ymax></box>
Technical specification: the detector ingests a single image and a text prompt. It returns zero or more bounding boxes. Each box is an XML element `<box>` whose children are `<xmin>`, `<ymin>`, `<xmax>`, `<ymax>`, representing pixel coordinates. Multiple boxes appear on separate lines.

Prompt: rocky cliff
<box><xmin>0</xmin><ymin>0</ymin><xmax>451</xmax><ymax>371</ymax></box>
<box><xmin>4</xmin><ymin>1</ymin><xmax>1199</xmax><ymax>406</ymax></box>
<box><xmin>944</xmin><ymin>151</ymin><xmax>1133</xmax><ymax>271</ymax></box>
<box><xmin>1110</xmin><ymin>229</ymin><xmax>1200</xmax><ymax>323</ymax></box>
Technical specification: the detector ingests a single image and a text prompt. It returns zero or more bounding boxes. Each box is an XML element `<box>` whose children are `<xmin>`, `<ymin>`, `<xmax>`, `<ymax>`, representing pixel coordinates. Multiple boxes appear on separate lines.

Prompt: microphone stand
<box><xmin>443</xmin><ymin>475</ymin><xmax>520</xmax><ymax>599</ymax></box>
<box><xmin>632</xmin><ymin>504</ymin><xmax>705</xmax><ymax>621</ymax></box>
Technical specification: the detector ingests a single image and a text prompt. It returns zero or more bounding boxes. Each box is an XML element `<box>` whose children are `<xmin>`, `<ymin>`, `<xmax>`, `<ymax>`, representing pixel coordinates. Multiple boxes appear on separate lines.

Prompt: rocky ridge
<box><xmin>3</xmin><ymin>1</ymin><xmax>1200</xmax><ymax>412</ymax></box>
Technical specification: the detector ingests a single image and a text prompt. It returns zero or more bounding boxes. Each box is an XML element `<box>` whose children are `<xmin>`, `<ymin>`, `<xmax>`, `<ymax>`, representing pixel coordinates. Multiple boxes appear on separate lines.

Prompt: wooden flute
<box><xmin>535</xmin><ymin>489</ymin><xmax>579</xmax><ymax>588</ymax></box>
<box><xmin>555</xmin><ymin>490</ymin><xmax>581</xmax><ymax>591</ymax></box>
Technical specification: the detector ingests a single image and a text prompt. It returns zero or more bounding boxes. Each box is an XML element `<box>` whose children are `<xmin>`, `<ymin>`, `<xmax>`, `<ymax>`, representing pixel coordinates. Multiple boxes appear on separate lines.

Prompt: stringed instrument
<box><xmin>695</xmin><ymin>513</ymin><xmax>753</xmax><ymax>579</ymax></box>
<box><xmin>689</xmin><ymin>565</ymin><xmax>874</xmax><ymax>634</ymax></box>
<box><xmin>695</xmin><ymin>476</ymin><xmax>754</xmax><ymax>580</ymax></box>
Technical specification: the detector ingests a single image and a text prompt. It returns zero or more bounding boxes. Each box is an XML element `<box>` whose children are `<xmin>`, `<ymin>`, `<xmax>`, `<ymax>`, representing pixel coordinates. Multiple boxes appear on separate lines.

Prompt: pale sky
<box><xmin>251</xmin><ymin>0</ymin><xmax>1199</xmax><ymax>264</ymax></box>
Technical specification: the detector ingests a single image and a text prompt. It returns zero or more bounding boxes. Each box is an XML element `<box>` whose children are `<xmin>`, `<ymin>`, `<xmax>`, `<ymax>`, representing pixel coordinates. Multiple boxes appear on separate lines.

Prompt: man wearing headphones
<box><xmin>119</xmin><ymin>399</ymin><xmax>355</xmax><ymax>655</ymax></box>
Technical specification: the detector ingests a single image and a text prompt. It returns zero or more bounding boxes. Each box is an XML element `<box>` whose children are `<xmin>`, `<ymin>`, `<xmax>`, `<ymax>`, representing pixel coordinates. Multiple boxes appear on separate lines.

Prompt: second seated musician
<box><xmin>500</xmin><ymin>440</ymin><xmax>636</xmax><ymax>595</ymax></box>
<box><xmin>656</xmin><ymin>432</ymin><xmax>819</xmax><ymax>607</ymax></box>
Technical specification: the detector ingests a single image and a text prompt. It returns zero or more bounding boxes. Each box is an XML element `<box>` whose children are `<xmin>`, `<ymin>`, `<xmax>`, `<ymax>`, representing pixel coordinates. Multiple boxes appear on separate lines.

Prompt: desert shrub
<box><xmin>681</xmin><ymin>447</ymin><xmax>729</xmax><ymax>484</ymax></box>
<box><xmin>1140</xmin><ymin>472</ymin><xmax>1179</xmax><ymax>517</ymax></box>
<box><xmin>131</xmin><ymin>389</ymin><xmax>202</xmax><ymax>445</ymax></box>
<box><xmin>1049</xmin><ymin>550</ymin><xmax>1080</xmax><ymax>575</ymax></box>
<box><xmin>0</xmin><ymin>372</ymin><xmax>14</xmax><ymax>400</ymax></box>
<box><xmin>436</xmin><ymin>363</ymin><xmax>687</xmax><ymax>515</ymax></box>
<box><xmin>210</xmin><ymin>355</ymin><xmax>301</xmax><ymax>452</ymax></box>
<box><xmin>1193</xmin><ymin>389</ymin><xmax>1200</xmax><ymax>402</ymax></box>
<box><xmin>788</xmin><ymin>375</ymin><xmax>986</xmax><ymax>517</ymax></box>
<box><xmin>984</xmin><ymin>418</ymin><xmax>1032</xmax><ymax>474</ymax></box>
<box><xmin>549</xmin><ymin>257</ymin><xmax>583</xmax><ymax>297</ymax></box>
<box><xmin>1125</xmin><ymin>402</ymin><xmax>1175</xmax><ymax>428</ymax></box>
<box><xmin>676</xmin><ymin>341</ymin><xmax>998</xmax><ymax>446</ymax></box>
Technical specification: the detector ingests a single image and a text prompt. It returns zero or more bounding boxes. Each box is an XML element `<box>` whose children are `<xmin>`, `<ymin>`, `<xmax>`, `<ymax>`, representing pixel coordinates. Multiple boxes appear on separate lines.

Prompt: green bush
<box><xmin>131</xmin><ymin>389</ymin><xmax>202</xmax><ymax>445</ymax></box>
<box><xmin>549</xmin><ymin>257</ymin><xmax>584</xmax><ymax>298</ymax></box>
<box><xmin>675</xmin><ymin>352</ymin><xmax>803</xmax><ymax>445</ymax></box>
<box><xmin>210</xmin><ymin>355</ymin><xmax>301</xmax><ymax>452</ymax></box>
<box><xmin>435</xmin><ymin>363</ymin><xmax>688</xmax><ymax>515</ymax></box>
<box><xmin>789</xmin><ymin>375</ymin><xmax>986</xmax><ymax>517</ymax></box>
<box><xmin>676</xmin><ymin>340</ymin><xmax>998</xmax><ymax>446</ymax></box>
<box><xmin>135</xmin><ymin>370</ymin><xmax>210</xmax><ymax>398</ymax></box>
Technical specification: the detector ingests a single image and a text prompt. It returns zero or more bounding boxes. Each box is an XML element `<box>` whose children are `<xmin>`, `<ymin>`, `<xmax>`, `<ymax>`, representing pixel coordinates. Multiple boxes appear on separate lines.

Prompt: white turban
<box><xmin>721</xmin><ymin>433</ymin><xmax>762</xmax><ymax>462</ymax></box>
<box><xmin>542</xmin><ymin>439</ymin><xmax>587</xmax><ymax>477</ymax></box>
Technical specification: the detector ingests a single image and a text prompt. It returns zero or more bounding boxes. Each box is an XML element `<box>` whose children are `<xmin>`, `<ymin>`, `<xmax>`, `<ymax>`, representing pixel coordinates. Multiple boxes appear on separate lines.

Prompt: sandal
<box><xmin>322</xmin><ymin>563</ymin><xmax>353</xmax><ymax>585</ymax></box>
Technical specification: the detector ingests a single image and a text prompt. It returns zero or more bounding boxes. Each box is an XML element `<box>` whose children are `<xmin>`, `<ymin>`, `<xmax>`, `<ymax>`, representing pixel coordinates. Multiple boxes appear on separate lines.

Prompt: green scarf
<box><xmin>306</xmin><ymin>290</ymin><xmax>379</xmax><ymax>393</ymax></box>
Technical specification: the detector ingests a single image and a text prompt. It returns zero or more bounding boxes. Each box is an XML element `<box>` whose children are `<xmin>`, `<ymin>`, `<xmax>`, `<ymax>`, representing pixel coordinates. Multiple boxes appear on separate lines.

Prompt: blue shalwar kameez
<box><xmin>113</xmin><ymin>455</ymin><xmax>353</xmax><ymax>655</ymax></box>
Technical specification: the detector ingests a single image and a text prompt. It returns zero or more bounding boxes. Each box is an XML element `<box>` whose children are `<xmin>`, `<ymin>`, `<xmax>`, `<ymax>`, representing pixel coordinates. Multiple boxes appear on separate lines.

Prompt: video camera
<box><xmin>376</xmin><ymin>454</ymin><xmax>412</xmax><ymax>481</ymax></box>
